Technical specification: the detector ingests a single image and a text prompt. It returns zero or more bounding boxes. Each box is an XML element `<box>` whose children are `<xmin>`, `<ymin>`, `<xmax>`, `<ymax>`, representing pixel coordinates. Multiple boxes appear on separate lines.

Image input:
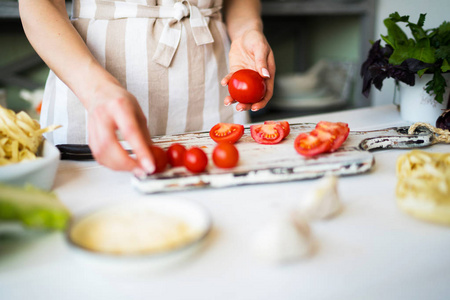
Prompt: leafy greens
<box><xmin>361</xmin><ymin>12</ymin><xmax>450</xmax><ymax>103</ymax></box>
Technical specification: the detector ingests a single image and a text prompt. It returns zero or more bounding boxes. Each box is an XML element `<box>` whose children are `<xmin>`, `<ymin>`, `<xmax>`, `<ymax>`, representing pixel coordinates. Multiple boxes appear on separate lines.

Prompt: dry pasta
<box><xmin>396</xmin><ymin>150</ymin><xmax>450</xmax><ymax>225</ymax></box>
<box><xmin>0</xmin><ymin>105</ymin><xmax>60</xmax><ymax>166</ymax></box>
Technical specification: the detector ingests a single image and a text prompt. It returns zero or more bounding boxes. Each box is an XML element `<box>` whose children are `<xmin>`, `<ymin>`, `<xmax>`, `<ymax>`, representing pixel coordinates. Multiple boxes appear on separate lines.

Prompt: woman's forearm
<box><xmin>223</xmin><ymin>0</ymin><xmax>263</xmax><ymax>41</ymax></box>
<box><xmin>19</xmin><ymin>0</ymin><xmax>119</xmax><ymax>108</ymax></box>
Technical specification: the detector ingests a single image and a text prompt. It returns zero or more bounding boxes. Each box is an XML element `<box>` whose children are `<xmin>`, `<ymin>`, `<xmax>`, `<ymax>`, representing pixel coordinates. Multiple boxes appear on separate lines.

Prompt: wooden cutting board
<box><xmin>131</xmin><ymin>123</ymin><xmax>433</xmax><ymax>194</ymax></box>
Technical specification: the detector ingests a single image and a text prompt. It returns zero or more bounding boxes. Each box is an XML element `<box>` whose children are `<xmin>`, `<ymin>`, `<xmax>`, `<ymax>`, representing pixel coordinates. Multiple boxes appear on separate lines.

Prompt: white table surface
<box><xmin>1</xmin><ymin>105</ymin><xmax>450</xmax><ymax>300</ymax></box>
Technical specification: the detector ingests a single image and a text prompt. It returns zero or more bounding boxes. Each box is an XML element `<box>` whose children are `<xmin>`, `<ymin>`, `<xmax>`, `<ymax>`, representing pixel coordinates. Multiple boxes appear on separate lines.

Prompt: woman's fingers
<box><xmin>87</xmin><ymin>87</ymin><xmax>156</xmax><ymax>174</ymax></box>
<box><xmin>224</xmin><ymin>95</ymin><xmax>236</xmax><ymax>106</ymax></box>
<box><xmin>88</xmin><ymin>104</ymin><xmax>141</xmax><ymax>172</ymax></box>
<box><xmin>251</xmin><ymin>45</ymin><xmax>275</xmax><ymax>111</ymax></box>
<box><xmin>113</xmin><ymin>99</ymin><xmax>155</xmax><ymax>174</ymax></box>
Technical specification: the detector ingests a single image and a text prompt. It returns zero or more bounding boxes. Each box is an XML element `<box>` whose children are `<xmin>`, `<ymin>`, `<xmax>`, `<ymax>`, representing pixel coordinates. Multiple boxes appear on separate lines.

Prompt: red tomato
<box><xmin>250</xmin><ymin>123</ymin><xmax>285</xmax><ymax>144</ymax></box>
<box><xmin>228</xmin><ymin>69</ymin><xmax>266</xmax><ymax>104</ymax></box>
<box><xmin>264</xmin><ymin>120</ymin><xmax>290</xmax><ymax>138</ymax></box>
<box><xmin>315</xmin><ymin>121</ymin><xmax>350</xmax><ymax>152</ymax></box>
<box><xmin>212</xmin><ymin>143</ymin><xmax>239</xmax><ymax>169</ymax></box>
<box><xmin>150</xmin><ymin>145</ymin><xmax>168</xmax><ymax>173</ymax></box>
<box><xmin>210</xmin><ymin>123</ymin><xmax>244</xmax><ymax>144</ymax></box>
<box><xmin>294</xmin><ymin>133</ymin><xmax>332</xmax><ymax>157</ymax></box>
<box><xmin>166</xmin><ymin>143</ymin><xmax>186</xmax><ymax>167</ymax></box>
<box><xmin>35</xmin><ymin>100</ymin><xmax>43</xmax><ymax>114</ymax></box>
<box><xmin>184</xmin><ymin>147</ymin><xmax>208</xmax><ymax>173</ymax></box>
<box><xmin>316</xmin><ymin>121</ymin><xmax>348</xmax><ymax>136</ymax></box>
<box><xmin>311</xmin><ymin>129</ymin><xmax>335</xmax><ymax>148</ymax></box>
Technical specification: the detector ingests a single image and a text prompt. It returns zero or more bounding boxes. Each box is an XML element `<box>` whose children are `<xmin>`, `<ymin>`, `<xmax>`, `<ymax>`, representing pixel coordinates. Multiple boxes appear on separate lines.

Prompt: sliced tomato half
<box><xmin>311</xmin><ymin>128</ymin><xmax>335</xmax><ymax>147</ymax></box>
<box><xmin>264</xmin><ymin>120</ymin><xmax>290</xmax><ymax>138</ymax></box>
<box><xmin>210</xmin><ymin>123</ymin><xmax>244</xmax><ymax>144</ymax></box>
<box><xmin>315</xmin><ymin>121</ymin><xmax>349</xmax><ymax>152</ymax></box>
<box><xmin>294</xmin><ymin>133</ymin><xmax>332</xmax><ymax>157</ymax></box>
<box><xmin>250</xmin><ymin>123</ymin><xmax>285</xmax><ymax>144</ymax></box>
<box><xmin>316</xmin><ymin>121</ymin><xmax>348</xmax><ymax>136</ymax></box>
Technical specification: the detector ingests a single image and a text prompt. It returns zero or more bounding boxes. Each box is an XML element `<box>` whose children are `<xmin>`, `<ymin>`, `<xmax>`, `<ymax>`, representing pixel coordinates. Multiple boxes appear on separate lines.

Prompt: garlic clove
<box><xmin>251</xmin><ymin>212</ymin><xmax>312</xmax><ymax>264</ymax></box>
<box><xmin>298</xmin><ymin>175</ymin><xmax>343</xmax><ymax>221</ymax></box>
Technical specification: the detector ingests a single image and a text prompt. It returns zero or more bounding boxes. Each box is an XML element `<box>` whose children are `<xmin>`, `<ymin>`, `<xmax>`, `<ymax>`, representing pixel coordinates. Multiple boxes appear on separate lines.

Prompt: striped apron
<box><xmin>40</xmin><ymin>0</ymin><xmax>249</xmax><ymax>144</ymax></box>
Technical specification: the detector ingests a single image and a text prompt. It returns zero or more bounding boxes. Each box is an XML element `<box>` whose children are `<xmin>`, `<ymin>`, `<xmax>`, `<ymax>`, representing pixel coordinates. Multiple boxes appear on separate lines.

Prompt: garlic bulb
<box><xmin>251</xmin><ymin>212</ymin><xmax>312</xmax><ymax>263</ymax></box>
<box><xmin>298</xmin><ymin>175</ymin><xmax>342</xmax><ymax>220</ymax></box>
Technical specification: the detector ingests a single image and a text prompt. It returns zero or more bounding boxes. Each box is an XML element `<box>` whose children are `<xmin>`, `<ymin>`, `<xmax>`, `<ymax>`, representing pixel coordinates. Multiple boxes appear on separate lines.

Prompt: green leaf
<box><xmin>417</xmin><ymin>13</ymin><xmax>426</xmax><ymax>27</ymax></box>
<box><xmin>438</xmin><ymin>21</ymin><xmax>450</xmax><ymax>42</ymax></box>
<box><xmin>441</xmin><ymin>59</ymin><xmax>450</xmax><ymax>72</ymax></box>
<box><xmin>435</xmin><ymin>45</ymin><xmax>450</xmax><ymax>61</ymax></box>
<box><xmin>425</xmin><ymin>71</ymin><xmax>447</xmax><ymax>104</ymax></box>
<box><xmin>383</xmin><ymin>18</ymin><xmax>409</xmax><ymax>49</ymax></box>
<box><xmin>408</xmin><ymin>24</ymin><xmax>428</xmax><ymax>41</ymax></box>
<box><xmin>389</xmin><ymin>44</ymin><xmax>435</xmax><ymax>65</ymax></box>
<box><xmin>417</xmin><ymin>69</ymin><xmax>428</xmax><ymax>76</ymax></box>
<box><xmin>389</xmin><ymin>12</ymin><xmax>409</xmax><ymax>23</ymax></box>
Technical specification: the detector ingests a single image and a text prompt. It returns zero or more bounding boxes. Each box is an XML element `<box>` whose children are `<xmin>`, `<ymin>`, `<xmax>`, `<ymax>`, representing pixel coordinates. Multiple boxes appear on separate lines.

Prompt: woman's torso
<box><xmin>41</xmin><ymin>0</ymin><xmax>248</xmax><ymax>144</ymax></box>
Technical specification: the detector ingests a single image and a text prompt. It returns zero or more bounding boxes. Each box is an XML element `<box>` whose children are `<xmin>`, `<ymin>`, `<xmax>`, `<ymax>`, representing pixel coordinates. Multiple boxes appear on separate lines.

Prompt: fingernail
<box><xmin>251</xmin><ymin>108</ymin><xmax>259</xmax><ymax>112</ymax></box>
<box><xmin>133</xmin><ymin>168</ymin><xmax>146</xmax><ymax>179</ymax></box>
<box><xmin>237</xmin><ymin>108</ymin><xmax>244</xmax><ymax>112</ymax></box>
<box><xmin>225</xmin><ymin>102</ymin><xmax>231</xmax><ymax>106</ymax></box>
<box><xmin>262</xmin><ymin>68</ymin><xmax>270</xmax><ymax>78</ymax></box>
<box><xmin>141</xmin><ymin>158</ymin><xmax>155</xmax><ymax>174</ymax></box>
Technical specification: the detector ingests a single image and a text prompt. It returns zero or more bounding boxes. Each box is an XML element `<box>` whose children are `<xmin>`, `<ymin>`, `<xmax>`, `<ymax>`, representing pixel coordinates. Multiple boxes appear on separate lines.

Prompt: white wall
<box><xmin>371</xmin><ymin>0</ymin><xmax>450</xmax><ymax>106</ymax></box>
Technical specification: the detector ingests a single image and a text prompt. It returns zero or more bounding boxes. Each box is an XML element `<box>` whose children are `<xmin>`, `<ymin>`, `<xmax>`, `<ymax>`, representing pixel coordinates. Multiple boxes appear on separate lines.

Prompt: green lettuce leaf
<box><xmin>0</xmin><ymin>184</ymin><xmax>71</xmax><ymax>230</ymax></box>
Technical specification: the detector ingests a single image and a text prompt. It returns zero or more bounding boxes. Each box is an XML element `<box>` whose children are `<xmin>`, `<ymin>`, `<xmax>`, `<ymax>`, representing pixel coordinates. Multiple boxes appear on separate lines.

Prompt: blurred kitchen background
<box><xmin>0</xmin><ymin>0</ymin><xmax>448</xmax><ymax>122</ymax></box>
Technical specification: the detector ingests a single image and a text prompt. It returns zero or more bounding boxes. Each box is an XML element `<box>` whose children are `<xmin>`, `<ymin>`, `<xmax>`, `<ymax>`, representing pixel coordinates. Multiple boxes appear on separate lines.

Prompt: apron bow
<box><xmin>153</xmin><ymin>1</ymin><xmax>218</xmax><ymax>67</ymax></box>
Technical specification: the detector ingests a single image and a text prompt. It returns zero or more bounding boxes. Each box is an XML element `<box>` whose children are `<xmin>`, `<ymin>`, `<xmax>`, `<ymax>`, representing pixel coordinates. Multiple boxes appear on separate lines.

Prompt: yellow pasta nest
<box><xmin>396</xmin><ymin>150</ymin><xmax>450</xmax><ymax>225</ymax></box>
<box><xmin>0</xmin><ymin>105</ymin><xmax>60</xmax><ymax>166</ymax></box>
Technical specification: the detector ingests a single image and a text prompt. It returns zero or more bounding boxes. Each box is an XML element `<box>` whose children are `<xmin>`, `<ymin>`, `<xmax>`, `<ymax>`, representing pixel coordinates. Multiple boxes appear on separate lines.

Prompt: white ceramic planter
<box><xmin>398</xmin><ymin>73</ymin><xmax>450</xmax><ymax>125</ymax></box>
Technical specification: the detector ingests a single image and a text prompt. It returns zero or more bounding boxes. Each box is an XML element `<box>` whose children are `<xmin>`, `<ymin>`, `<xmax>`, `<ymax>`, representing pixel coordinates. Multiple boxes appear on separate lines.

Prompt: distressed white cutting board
<box><xmin>131</xmin><ymin>123</ymin><xmax>433</xmax><ymax>194</ymax></box>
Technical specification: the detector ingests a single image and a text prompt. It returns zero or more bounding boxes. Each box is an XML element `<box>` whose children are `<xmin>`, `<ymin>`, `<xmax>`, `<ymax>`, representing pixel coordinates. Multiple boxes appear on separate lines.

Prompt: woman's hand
<box><xmin>86</xmin><ymin>82</ymin><xmax>155</xmax><ymax>175</ymax></box>
<box><xmin>222</xmin><ymin>28</ymin><xmax>275</xmax><ymax>112</ymax></box>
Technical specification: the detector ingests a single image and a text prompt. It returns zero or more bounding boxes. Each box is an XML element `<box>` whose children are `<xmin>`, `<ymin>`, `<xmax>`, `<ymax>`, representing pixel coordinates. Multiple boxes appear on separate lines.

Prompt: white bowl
<box><xmin>66</xmin><ymin>198</ymin><xmax>212</xmax><ymax>275</ymax></box>
<box><xmin>0</xmin><ymin>140</ymin><xmax>60</xmax><ymax>191</ymax></box>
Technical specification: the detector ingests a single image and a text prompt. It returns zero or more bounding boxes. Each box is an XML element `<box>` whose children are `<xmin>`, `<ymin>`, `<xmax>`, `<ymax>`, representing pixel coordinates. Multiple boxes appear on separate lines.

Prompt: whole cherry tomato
<box><xmin>228</xmin><ymin>69</ymin><xmax>266</xmax><ymax>104</ymax></box>
<box><xmin>150</xmin><ymin>145</ymin><xmax>168</xmax><ymax>173</ymax></box>
<box><xmin>184</xmin><ymin>147</ymin><xmax>208</xmax><ymax>173</ymax></box>
<box><xmin>212</xmin><ymin>143</ymin><xmax>239</xmax><ymax>169</ymax></box>
<box><xmin>209</xmin><ymin>123</ymin><xmax>244</xmax><ymax>144</ymax></box>
<box><xmin>166</xmin><ymin>143</ymin><xmax>187</xmax><ymax>167</ymax></box>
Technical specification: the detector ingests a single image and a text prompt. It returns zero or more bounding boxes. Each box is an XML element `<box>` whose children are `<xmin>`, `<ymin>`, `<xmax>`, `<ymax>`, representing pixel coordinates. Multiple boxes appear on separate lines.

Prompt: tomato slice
<box><xmin>264</xmin><ymin>120</ymin><xmax>290</xmax><ymax>138</ymax></box>
<box><xmin>210</xmin><ymin>123</ymin><xmax>244</xmax><ymax>144</ymax></box>
<box><xmin>250</xmin><ymin>123</ymin><xmax>285</xmax><ymax>144</ymax></box>
<box><xmin>294</xmin><ymin>133</ymin><xmax>332</xmax><ymax>157</ymax></box>
<box><xmin>315</xmin><ymin>121</ymin><xmax>349</xmax><ymax>152</ymax></box>
<box><xmin>316</xmin><ymin>121</ymin><xmax>348</xmax><ymax>135</ymax></box>
<box><xmin>311</xmin><ymin>129</ymin><xmax>335</xmax><ymax>147</ymax></box>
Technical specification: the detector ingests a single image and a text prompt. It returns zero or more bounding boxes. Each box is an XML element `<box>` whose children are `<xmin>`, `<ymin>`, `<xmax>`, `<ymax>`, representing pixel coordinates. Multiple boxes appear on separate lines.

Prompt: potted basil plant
<box><xmin>360</xmin><ymin>12</ymin><xmax>450</xmax><ymax>125</ymax></box>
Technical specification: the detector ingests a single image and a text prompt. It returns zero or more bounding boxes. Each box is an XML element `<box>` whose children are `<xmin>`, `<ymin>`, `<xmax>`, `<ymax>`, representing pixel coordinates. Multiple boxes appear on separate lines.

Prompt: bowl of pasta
<box><xmin>0</xmin><ymin>105</ymin><xmax>61</xmax><ymax>191</ymax></box>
